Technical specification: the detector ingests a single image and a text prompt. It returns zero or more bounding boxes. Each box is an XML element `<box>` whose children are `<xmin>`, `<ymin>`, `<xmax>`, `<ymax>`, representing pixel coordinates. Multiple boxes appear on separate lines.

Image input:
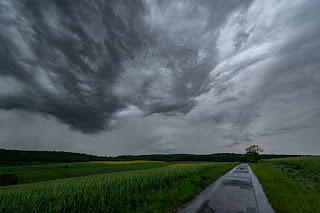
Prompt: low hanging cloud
<box><xmin>0</xmin><ymin>0</ymin><xmax>320</xmax><ymax>154</ymax></box>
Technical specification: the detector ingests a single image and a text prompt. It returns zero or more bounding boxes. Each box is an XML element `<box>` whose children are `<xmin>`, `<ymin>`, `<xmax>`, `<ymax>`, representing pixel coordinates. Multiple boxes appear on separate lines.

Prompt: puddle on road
<box><xmin>234</xmin><ymin>168</ymin><xmax>249</xmax><ymax>173</ymax></box>
<box><xmin>223</xmin><ymin>179</ymin><xmax>253</xmax><ymax>190</ymax></box>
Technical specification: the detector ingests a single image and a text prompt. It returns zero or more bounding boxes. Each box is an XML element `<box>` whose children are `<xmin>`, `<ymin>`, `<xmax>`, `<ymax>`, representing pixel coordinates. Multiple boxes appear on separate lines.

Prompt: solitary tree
<box><xmin>245</xmin><ymin>145</ymin><xmax>264</xmax><ymax>163</ymax></box>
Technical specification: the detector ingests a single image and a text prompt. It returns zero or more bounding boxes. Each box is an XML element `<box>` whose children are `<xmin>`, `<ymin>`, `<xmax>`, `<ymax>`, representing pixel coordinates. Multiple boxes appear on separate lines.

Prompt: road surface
<box><xmin>179</xmin><ymin>163</ymin><xmax>275</xmax><ymax>213</ymax></box>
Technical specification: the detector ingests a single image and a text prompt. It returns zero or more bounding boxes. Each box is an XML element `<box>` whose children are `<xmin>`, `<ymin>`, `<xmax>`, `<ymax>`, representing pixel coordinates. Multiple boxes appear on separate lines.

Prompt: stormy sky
<box><xmin>0</xmin><ymin>0</ymin><xmax>320</xmax><ymax>156</ymax></box>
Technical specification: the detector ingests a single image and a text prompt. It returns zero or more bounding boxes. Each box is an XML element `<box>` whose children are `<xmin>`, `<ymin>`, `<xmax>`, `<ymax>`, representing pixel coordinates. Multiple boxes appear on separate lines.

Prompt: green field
<box><xmin>250</xmin><ymin>156</ymin><xmax>320</xmax><ymax>213</ymax></box>
<box><xmin>0</xmin><ymin>161</ymin><xmax>171</xmax><ymax>185</ymax></box>
<box><xmin>3</xmin><ymin>152</ymin><xmax>318</xmax><ymax>213</ymax></box>
<box><xmin>0</xmin><ymin>162</ymin><xmax>238</xmax><ymax>213</ymax></box>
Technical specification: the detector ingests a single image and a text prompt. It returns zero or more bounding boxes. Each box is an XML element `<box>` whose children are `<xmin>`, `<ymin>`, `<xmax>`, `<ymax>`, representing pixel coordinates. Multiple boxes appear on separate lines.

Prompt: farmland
<box><xmin>0</xmin><ymin>162</ymin><xmax>238</xmax><ymax>213</ymax></box>
<box><xmin>1</xmin><ymin>148</ymin><xmax>319</xmax><ymax>213</ymax></box>
<box><xmin>0</xmin><ymin>161</ymin><xmax>171</xmax><ymax>185</ymax></box>
<box><xmin>250</xmin><ymin>156</ymin><xmax>320</xmax><ymax>213</ymax></box>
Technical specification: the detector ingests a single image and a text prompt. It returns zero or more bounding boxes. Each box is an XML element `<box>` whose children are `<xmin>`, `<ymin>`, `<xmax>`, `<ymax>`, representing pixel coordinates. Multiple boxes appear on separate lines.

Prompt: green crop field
<box><xmin>0</xmin><ymin>161</ymin><xmax>171</xmax><ymax>185</ymax></box>
<box><xmin>250</xmin><ymin>156</ymin><xmax>320</xmax><ymax>213</ymax></box>
<box><xmin>0</xmin><ymin>162</ymin><xmax>238</xmax><ymax>213</ymax></box>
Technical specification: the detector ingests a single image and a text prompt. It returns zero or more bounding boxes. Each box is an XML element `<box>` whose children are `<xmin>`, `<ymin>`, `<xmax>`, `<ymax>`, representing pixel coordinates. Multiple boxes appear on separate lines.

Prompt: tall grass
<box><xmin>260</xmin><ymin>156</ymin><xmax>320</xmax><ymax>193</ymax></box>
<box><xmin>0</xmin><ymin>162</ymin><xmax>238</xmax><ymax>213</ymax></box>
<box><xmin>250</xmin><ymin>163</ymin><xmax>320</xmax><ymax>213</ymax></box>
<box><xmin>261</xmin><ymin>156</ymin><xmax>320</xmax><ymax>176</ymax></box>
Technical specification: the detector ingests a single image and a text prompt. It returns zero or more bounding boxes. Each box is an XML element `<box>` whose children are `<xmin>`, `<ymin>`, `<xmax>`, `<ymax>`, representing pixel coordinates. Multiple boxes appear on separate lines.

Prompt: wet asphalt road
<box><xmin>179</xmin><ymin>164</ymin><xmax>275</xmax><ymax>213</ymax></box>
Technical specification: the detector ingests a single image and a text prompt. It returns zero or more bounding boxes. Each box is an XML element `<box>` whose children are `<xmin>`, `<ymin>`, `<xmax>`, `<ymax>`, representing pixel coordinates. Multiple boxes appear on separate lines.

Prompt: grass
<box><xmin>0</xmin><ymin>162</ymin><xmax>239</xmax><ymax>213</ymax></box>
<box><xmin>260</xmin><ymin>156</ymin><xmax>320</xmax><ymax>192</ymax></box>
<box><xmin>168</xmin><ymin>163</ymin><xmax>192</xmax><ymax>167</ymax></box>
<box><xmin>250</xmin><ymin>156</ymin><xmax>320</xmax><ymax>213</ymax></box>
<box><xmin>89</xmin><ymin>160</ymin><xmax>165</xmax><ymax>164</ymax></box>
<box><xmin>0</xmin><ymin>161</ymin><xmax>169</xmax><ymax>185</ymax></box>
<box><xmin>124</xmin><ymin>162</ymin><xmax>169</xmax><ymax>169</ymax></box>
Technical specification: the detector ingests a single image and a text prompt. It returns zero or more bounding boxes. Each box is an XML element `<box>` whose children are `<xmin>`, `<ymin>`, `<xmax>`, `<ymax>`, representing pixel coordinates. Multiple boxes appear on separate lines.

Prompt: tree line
<box><xmin>0</xmin><ymin>148</ymin><xmax>299</xmax><ymax>166</ymax></box>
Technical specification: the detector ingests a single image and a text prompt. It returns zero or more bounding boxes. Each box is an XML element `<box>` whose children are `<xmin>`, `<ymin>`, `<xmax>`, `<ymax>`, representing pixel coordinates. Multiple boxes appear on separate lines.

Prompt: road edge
<box><xmin>177</xmin><ymin>164</ymin><xmax>240</xmax><ymax>212</ymax></box>
<box><xmin>248</xmin><ymin>164</ymin><xmax>275</xmax><ymax>213</ymax></box>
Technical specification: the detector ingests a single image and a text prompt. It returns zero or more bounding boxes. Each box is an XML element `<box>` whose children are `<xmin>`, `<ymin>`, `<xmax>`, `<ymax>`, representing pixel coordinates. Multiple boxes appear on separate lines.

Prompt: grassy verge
<box><xmin>259</xmin><ymin>156</ymin><xmax>320</xmax><ymax>193</ymax></box>
<box><xmin>0</xmin><ymin>162</ymin><xmax>169</xmax><ymax>185</ymax></box>
<box><xmin>0</xmin><ymin>162</ymin><xmax>238</xmax><ymax>213</ymax></box>
<box><xmin>250</xmin><ymin>163</ymin><xmax>320</xmax><ymax>213</ymax></box>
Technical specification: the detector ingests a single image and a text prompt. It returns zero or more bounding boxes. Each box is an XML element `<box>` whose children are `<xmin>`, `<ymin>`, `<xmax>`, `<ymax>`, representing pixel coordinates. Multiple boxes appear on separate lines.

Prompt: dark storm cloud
<box><xmin>1</xmin><ymin>0</ymin><xmax>320</xmax><ymax>155</ymax></box>
<box><xmin>0</xmin><ymin>0</ymin><xmax>145</xmax><ymax>132</ymax></box>
<box><xmin>0</xmin><ymin>0</ymin><xmax>253</xmax><ymax>133</ymax></box>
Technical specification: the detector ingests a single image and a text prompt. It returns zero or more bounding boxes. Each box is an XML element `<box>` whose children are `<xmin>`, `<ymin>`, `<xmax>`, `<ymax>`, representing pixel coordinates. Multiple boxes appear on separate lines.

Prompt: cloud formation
<box><xmin>0</xmin><ymin>0</ymin><xmax>320</xmax><ymax>154</ymax></box>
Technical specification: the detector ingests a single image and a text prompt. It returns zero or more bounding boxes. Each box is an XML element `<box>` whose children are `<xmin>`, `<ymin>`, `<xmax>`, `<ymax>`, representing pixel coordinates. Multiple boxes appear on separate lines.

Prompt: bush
<box><xmin>0</xmin><ymin>174</ymin><xmax>18</xmax><ymax>186</ymax></box>
<box><xmin>64</xmin><ymin>165</ymin><xmax>69</xmax><ymax>168</ymax></box>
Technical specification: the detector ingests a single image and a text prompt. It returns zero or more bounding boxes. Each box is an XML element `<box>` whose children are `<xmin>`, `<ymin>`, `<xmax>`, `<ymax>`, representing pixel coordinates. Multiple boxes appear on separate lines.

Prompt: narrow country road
<box><xmin>179</xmin><ymin>164</ymin><xmax>275</xmax><ymax>213</ymax></box>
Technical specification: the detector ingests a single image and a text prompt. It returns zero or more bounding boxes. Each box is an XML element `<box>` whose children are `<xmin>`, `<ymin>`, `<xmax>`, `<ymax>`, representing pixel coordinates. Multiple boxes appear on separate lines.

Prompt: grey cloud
<box><xmin>0</xmin><ymin>0</ymin><xmax>254</xmax><ymax>133</ymax></box>
<box><xmin>0</xmin><ymin>0</ymin><xmax>145</xmax><ymax>133</ymax></box>
<box><xmin>112</xmin><ymin>0</ymin><xmax>253</xmax><ymax>116</ymax></box>
<box><xmin>257</xmin><ymin>125</ymin><xmax>318</xmax><ymax>137</ymax></box>
<box><xmin>1</xmin><ymin>0</ymin><xmax>320</xmax><ymax>155</ymax></box>
<box><xmin>186</xmin><ymin>0</ymin><xmax>320</xmax><ymax>146</ymax></box>
<box><xmin>217</xmin><ymin>97</ymin><xmax>238</xmax><ymax>105</ymax></box>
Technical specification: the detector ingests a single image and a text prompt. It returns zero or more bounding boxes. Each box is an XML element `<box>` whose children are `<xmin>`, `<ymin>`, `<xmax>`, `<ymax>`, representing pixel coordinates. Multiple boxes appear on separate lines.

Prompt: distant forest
<box><xmin>0</xmin><ymin>149</ymin><xmax>300</xmax><ymax>166</ymax></box>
